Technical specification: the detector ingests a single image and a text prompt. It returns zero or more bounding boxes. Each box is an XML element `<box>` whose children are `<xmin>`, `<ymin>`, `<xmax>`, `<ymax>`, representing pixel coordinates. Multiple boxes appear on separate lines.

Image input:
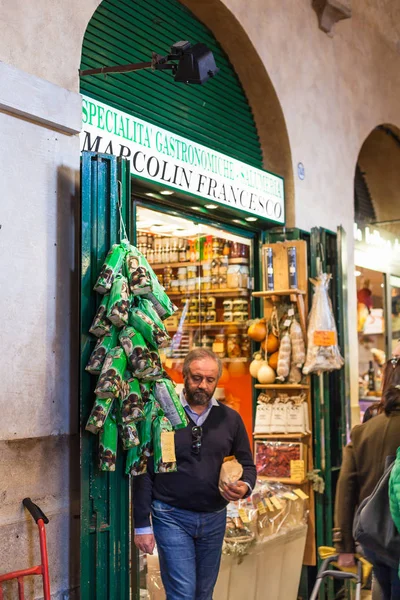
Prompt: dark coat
<box><xmin>334</xmin><ymin>411</ymin><xmax>400</xmax><ymax>553</ymax></box>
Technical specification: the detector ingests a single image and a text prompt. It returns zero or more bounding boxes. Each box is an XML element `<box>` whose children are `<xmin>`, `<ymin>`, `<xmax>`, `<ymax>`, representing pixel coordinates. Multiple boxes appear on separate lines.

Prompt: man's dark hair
<box><xmin>182</xmin><ymin>348</ymin><xmax>222</xmax><ymax>379</ymax></box>
<box><xmin>384</xmin><ymin>385</ymin><xmax>400</xmax><ymax>416</ymax></box>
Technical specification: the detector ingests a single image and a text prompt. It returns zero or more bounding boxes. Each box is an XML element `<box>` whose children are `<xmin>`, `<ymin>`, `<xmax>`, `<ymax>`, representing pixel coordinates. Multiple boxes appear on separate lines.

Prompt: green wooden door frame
<box><xmin>80</xmin><ymin>152</ymin><xmax>131</xmax><ymax>600</ymax></box>
<box><xmin>265</xmin><ymin>227</ymin><xmax>349</xmax><ymax>600</ymax></box>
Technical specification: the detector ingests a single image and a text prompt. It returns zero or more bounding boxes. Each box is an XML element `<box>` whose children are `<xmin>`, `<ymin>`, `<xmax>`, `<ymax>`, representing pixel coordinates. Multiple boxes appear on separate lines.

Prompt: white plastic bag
<box><xmin>303</xmin><ymin>273</ymin><xmax>344</xmax><ymax>375</ymax></box>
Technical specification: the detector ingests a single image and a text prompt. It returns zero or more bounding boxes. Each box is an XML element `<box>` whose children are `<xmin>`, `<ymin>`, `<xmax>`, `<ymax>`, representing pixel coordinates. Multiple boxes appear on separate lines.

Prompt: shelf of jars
<box><xmin>162</xmin><ymin>357</ymin><xmax>250</xmax><ymax>364</ymax></box>
<box><xmin>168</xmin><ymin>289</ymin><xmax>249</xmax><ymax>298</ymax></box>
<box><xmin>165</xmin><ymin>322</ymin><xmax>249</xmax><ymax>330</ymax></box>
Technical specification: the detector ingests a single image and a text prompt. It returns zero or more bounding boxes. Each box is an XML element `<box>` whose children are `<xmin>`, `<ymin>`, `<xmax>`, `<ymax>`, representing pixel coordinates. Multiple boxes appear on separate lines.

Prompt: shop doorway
<box><xmin>79</xmin><ymin>2</ymin><xmax>292</xmax><ymax>597</ymax></box>
<box><xmin>354</xmin><ymin>124</ymin><xmax>400</xmax><ymax>422</ymax></box>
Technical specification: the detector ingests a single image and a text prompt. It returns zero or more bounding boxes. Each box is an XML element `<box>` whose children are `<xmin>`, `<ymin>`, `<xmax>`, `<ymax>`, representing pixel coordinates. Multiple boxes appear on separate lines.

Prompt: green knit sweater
<box><xmin>389</xmin><ymin>446</ymin><xmax>400</xmax><ymax>575</ymax></box>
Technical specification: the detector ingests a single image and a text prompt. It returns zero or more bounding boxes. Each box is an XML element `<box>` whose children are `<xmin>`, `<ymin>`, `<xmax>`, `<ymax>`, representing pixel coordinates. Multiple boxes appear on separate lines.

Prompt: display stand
<box><xmin>252</xmin><ymin>240</ymin><xmax>316</xmax><ymax>566</ymax></box>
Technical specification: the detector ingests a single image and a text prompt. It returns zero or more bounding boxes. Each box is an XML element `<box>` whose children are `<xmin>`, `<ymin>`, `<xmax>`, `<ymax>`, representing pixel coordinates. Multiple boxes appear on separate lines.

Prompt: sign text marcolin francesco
<box><xmin>80</xmin><ymin>96</ymin><xmax>285</xmax><ymax>224</ymax></box>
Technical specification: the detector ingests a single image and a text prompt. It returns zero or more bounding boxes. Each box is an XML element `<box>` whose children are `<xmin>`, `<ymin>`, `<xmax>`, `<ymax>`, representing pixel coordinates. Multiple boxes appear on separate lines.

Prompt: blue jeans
<box><xmin>151</xmin><ymin>500</ymin><xmax>227</xmax><ymax>600</ymax></box>
<box><xmin>363</xmin><ymin>548</ymin><xmax>400</xmax><ymax>600</ymax></box>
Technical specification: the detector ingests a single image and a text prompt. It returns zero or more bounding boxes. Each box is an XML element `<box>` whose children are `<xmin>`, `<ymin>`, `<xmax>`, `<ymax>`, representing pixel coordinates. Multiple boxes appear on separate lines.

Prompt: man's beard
<box><xmin>184</xmin><ymin>385</ymin><xmax>214</xmax><ymax>407</ymax></box>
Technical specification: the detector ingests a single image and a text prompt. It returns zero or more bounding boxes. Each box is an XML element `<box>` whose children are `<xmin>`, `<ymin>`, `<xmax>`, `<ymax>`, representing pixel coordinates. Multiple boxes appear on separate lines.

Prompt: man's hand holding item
<box><xmin>220</xmin><ymin>481</ymin><xmax>249</xmax><ymax>502</ymax></box>
<box><xmin>337</xmin><ymin>553</ymin><xmax>356</xmax><ymax>568</ymax></box>
<box><xmin>134</xmin><ymin>533</ymin><xmax>155</xmax><ymax>555</ymax></box>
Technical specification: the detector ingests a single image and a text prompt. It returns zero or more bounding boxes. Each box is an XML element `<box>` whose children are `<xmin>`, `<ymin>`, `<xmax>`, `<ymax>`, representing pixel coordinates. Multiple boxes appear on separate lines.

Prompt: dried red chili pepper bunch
<box><xmin>255</xmin><ymin>442</ymin><xmax>301</xmax><ymax>478</ymax></box>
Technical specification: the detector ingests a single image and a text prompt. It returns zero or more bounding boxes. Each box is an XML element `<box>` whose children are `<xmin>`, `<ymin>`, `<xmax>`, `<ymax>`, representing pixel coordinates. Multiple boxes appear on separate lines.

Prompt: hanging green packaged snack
<box><xmin>119</xmin><ymin>421</ymin><xmax>140</xmax><ymax>450</ymax></box>
<box><xmin>99</xmin><ymin>412</ymin><xmax>118</xmax><ymax>471</ymax></box>
<box><xmin>126</xmin><ymin>249</ymin><xmax>152</xmax><ymax>295</ymax></box>
<box><xmin>94</xmin><ymin>244</ymin><xmax>126</xmax><ymax>294</ymax></box>
<box><xmin>152</xmin><ymin>414</ymin><xmax>177</xmax><ymax>474</ymax></box>
<box><xmin>119</xmin><ymin>378</ymin><xmax>145</xmax><ymax>423</ymax></box>
<box><xmin>95</xmin><ymin>346</ymin><xmax>127</xmax><ymax>399</ymax></box>
<box><xmin>125</xmin><ymin>446</ymin><xmax>148</xmax><ymax>477</ymax></box>
<box><xmin>86</xmin><ymin>396</ymin><xmax>114</xmax><ymax>434</ymax></box>
<box><xmin>141</xmin><ymin>343</ymin><xmax>164</xmax><ymax>381</ymax></box>
<box><xmin>86</xmin><ymin>326</ymin><xmax>119</xmax><ymax>375</ymax></box>
<box><xmin>119</xmin><ymin>326</ymin><xmax>155</xmax><ymax>377</ymax></box>
<box><xmin>154</xmin><ymin>379</ymin><xmax>188</xmax><ymax>430</ymax></box>
<box><xmin>138</xmin><ymin>398</ymin><xmax>161</xmax><ymax>457</ymax></box>
<box><xmin>126</xmin><ymin>245</ymin><xmax>177</xmax><ymax>319</ymax></box>
<box><xmin>89</xmin><ymin>295</ymin><xmax>112</xmax><ymax>338</ymax></box>
<box><xmin>128</xmin><ymin>307</ymin><xmax>170</xmax><ymax>348</ymax></box>
<box><xmin>139</xmin><ymin>381</ymin><xmax>153</xmax><ymax>403</ymax></box>
<box><xmin>107</xmin><ymin>275</ymin><xmax>131</xmax><ymax>327</ymax></box>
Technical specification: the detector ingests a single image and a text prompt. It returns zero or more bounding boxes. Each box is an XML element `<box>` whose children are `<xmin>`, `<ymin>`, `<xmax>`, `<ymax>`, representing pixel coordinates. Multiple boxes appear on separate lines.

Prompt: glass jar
<box><xmin>189</xmin><ymin>298</ymin><xmax>199</xmax><ymax>311</ymax></box>
<box><xmin>241</xmin><ymin>335</ymin><xmax>251</xmax><ymax>358</ymax></box>
<box><xmin>211</xmin><ymin>274</ymin><xmax>219</xmax><ymax>289</ymax></box>
<box><xmin>201</xmin><ymin>335</ymin><xmax>213</xmax><ymax>349</ymax></box>
<box><xmin>239</xmin><ymin>265</ymin><xmax>249</xmax><ymax>288</ymax></box>
<box><xmin>170</xmin><ymin>280</ymin><xmax>180</xmax><ymax>294</ymax></box>
<box><xmin>187</xmin><ymin>278</ymin><xmax>196</xmax><ymax>291</ymax></box>
<box><xmin>202</xmin><ymin>276</ymin><xmax>211</xmax><ymax>291</ymax></box>
<box><xmin>205</xmin><ymin>309</ymin><xmax>217</xmax><ymax>323</ymax></box>
<box><xmin>219</xmin><ymin>273</ymin><xmax>227</xmax><ymax>289</ymax></box>
<box><xmin>223</xmin><ymin>311</ymin><xmax>233</xmax><ymax>322</ymax></box>
<box><xmin>227</xmin><ymin>265</ymin><xmax>241</xmax><ymax>288</ymax></box>
<box><xmin>232</xmin><ymin>311</ymin><xmax>248</xmax><ymax>324</ymax></box>
<box><xmin>179</xmin><ymin>279</ymin><xmax>188</xmax><ymax>293</ymax></box>
<box><xmin>213</xmin><ymin>334</ymin><xmax>226</xmax><ymax>358</ymax></box>
<box><xmin>178</xmin><ymin>239</ymin><xmax>187</xmax><ymax>262</ymax></box>
<box><xmin>233</xmin><ymin>299</ymin><xmax>248</xmax><ymax>313</ymax></box>
<box><xmin>177</xmin><ymin>267</ymin><xmax>187</xmax><ymax>281</ymax></box>
<box><xmin>189</xmin><ymin>311</ymin><xmax>199</xmax><ymax>324</ymax></box>
<box><xmin>187</xmin><ymin>265</ymin><xmax>198</xmax><ymax>279</ymax></box>
<box><xmin>227</xmin><ymin>334</ymin><xmax>242</xmax><ymax>358</ymax></box>
<box><xmin>223</xmin><ymin>299</ymin><xmax>233</xmax><ymax>312</ymax></box>
<box><xmin>206</xmin><ymin>296</ymin><xmax>216</xmax><ymax>310</ymax></box>
<box><xmin>202</xmin><ymin>263</ymin><xmax>211</xmax><ymax>278</ymax></box>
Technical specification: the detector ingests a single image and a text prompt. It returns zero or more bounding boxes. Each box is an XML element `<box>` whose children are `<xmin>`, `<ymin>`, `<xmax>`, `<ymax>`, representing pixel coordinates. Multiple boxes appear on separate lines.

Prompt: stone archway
<box><xmin>172</xmin><ymin>0</ymin><xmax>295</xmax><ymax>224</ymax></box>
<box><xmin>80</xmin><ymin>0</ymin><xmax>294</xmax><ymax>226</ymax></box>
<box><xmin>355</xmin><ymin>124</ymin><xmax>400</xmax><ymax>235</ymax></box>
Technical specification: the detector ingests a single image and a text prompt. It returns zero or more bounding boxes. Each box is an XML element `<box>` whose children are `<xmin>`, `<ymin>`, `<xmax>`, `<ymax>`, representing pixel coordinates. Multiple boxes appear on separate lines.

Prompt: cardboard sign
<box><xmin>293</xmin><ymin>488</ymin><xmax>309</xmax><ymax>500</ymax></box>
<box><xmin>313</xmin><ymin>331</ymin><xmax>336</xmax><ymax>346</ymax></box>
<box><xmin>161</xmin><ymin>431</ymin><xmax>176</xmax><ymax>463</ymax></box>
<box><xmin>290</xmin><ymin>459</ymin><xmax>305</xmax><ymax>482</ymax></box>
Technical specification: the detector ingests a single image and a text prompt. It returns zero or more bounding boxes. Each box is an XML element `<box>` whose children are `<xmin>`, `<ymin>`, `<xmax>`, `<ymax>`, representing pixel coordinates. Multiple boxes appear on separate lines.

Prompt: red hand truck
<box><xmin>0</xmin><ymin>498</ymin><xmax>51</xmax><ymax>600</ymax></box>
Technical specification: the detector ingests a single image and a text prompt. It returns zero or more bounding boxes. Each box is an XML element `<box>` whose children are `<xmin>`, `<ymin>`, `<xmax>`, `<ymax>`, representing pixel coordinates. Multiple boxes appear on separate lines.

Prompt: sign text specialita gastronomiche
<box><xmin>80</xmin><ymin>96</ymin><xmax>285</xmax><ymax>223</ymax></box>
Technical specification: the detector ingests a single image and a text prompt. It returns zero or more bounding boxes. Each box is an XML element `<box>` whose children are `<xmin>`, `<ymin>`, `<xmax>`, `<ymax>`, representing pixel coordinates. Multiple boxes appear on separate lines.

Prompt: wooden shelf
<box><xmin>252</xmin><ymin>289</ymin><xmax>306</xmax><ymax>298</ymax></box>
<box><xmin>166</xmin><ymin>321</ymin><xmax>248</xmax><ymax>331</ymax></box>
<box><xmin>164</xmin><ymin>357</ymin><xmax>249</xmax><ymax>364</ymax></box>
<box><xmin>254</xmin><ymin>384</ymin><xmax>310</xmax><ymax>389</ymax></box>
<box><xmin>168</xmin><ymin>289</ymin><xmax>249</xmax><ymax>298</ymax></box>
<box><xmin>257</xmin><ymin>476</ymin><xmax>308</xmax><ymax>485</ymax></box>
<box><xmin>253</xmin><ymin>433</ymin><xmax>310</xmax><ymax>439</ymax></box>
<box><xmin>151</xmin><ymin>261</ymin><xmax>201</xmax><ymax>269</ymax></box>
<box><xmin>151</xmin><ymin>258</ymin><xmax>249</xmax><ymax>269</ymax></box>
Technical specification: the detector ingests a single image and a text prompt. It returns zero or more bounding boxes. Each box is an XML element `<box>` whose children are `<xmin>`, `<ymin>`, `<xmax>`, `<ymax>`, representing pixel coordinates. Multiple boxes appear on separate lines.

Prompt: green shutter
<box><xmin>80</xmin><ymin>152</ymin><xmax>131</xmax><ymax>600</ymax></box>
<box><xmin>80</xmin><ymin>0</ymin><xmax>263</xmax><ymax>169</ymax></box>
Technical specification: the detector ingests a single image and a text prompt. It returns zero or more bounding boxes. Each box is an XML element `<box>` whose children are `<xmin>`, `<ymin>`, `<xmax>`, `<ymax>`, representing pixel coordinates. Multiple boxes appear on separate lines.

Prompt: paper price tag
<box><xmin>283</xmin><ymin>319</ymin><xmax>291</xmax><ymax>328</ymax></box>
<box><xmin>288</xmin><ymin>308</ymin><xmax>295</xmax><ymax>317</ymax></box>
<box><xmin>270</xmin><ymin>495</ymin><xmax>283</xmax><ymax>510</ymax></box>
<box><xmin>161</xmin><ymin>431</ymin><xmax>176</xmax><ymax>463</ymax></box>
<box><xmin>293</xmin><ymin>488</ymin><xmax>309</xmax><ymax>500</ymax></box>
<box><xmin>283</xmin><ymin>492</ymin><xmax>299</xmax><ymax>501</ymax></box>
<box><xmin>264</xmin><ymin>498</ymin><xmax>275</xmax><ymax>512</ymax></box>
<box><xmin>239</xmin><ymin>508</ymin><xmax>250</xmax><ymax>523</ymax></box>
<box><xmin>257</xmin><ymin>501</ymin><xmax>267</xmax><ymax>515</ymax></box>
<box><xmin>290</xmin><ymin>460</ymin><xmax>305</xmax><ymax>482</ymax></box>
<box><xmin>313</xmin><ymin>330</ymin><xmax>336</xmax><ymax>347</ymax></box>
<box><xmin>212</xmin><ymin>342</ymin><xmax>225</xmax><ymax>353</ymax></box>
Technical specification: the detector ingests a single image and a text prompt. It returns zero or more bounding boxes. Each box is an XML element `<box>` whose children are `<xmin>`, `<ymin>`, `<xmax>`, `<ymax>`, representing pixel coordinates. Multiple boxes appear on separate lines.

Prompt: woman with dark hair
<box><xmin>334</xmin><ymin>357</ymin><xmax>400</xmax><ymax>600</ymax></box>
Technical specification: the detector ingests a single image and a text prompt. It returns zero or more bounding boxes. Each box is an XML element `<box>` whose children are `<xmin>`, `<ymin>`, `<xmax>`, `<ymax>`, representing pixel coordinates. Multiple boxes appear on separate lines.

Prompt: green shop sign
<box><xmin>80</xmin><ymin>95</ymin><xmax>285</xmax><ymax>223</ymax></box>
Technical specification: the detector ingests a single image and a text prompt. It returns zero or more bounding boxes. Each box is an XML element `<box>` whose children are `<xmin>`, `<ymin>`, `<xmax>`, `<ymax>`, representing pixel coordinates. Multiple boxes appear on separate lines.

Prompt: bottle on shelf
<box><xmin>368</xmin><ymin>360</ymin><xmax>376</xmax><ymax>392</ymax></box>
